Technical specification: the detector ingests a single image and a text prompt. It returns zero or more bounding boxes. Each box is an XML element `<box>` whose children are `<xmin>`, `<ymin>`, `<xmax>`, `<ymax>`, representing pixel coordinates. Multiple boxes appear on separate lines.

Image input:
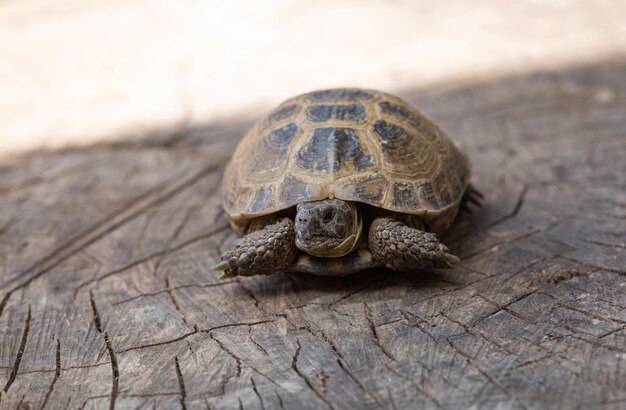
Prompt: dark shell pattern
<box><xmin>224</xmin><ymin>88</ymin><xmax>470</xmax><ymax>230</ymax></box>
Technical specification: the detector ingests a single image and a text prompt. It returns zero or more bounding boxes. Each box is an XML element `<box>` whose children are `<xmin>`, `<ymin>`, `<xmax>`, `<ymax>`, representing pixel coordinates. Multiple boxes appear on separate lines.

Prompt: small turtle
<box><xmin>213</xmin><ymin>88</ymin><xmax>479</xmax><ymax>277</ymax></box>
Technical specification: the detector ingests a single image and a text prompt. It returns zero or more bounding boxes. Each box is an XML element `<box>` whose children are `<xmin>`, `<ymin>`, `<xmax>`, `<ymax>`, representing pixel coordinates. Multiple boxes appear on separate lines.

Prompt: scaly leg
<box><xmin>213</xmin><ymin>218</ymin><xmax>297</xmax><ymax>277</ymax></box>
<box><xmin>368</xmin><ymin>217</ymin><xmax>459</xmax><ymax>271</ymax></box>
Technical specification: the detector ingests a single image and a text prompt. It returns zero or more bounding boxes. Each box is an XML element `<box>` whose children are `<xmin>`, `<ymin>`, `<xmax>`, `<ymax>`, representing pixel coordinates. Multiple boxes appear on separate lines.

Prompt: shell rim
<box><xmin>225</xmin><ymin>187</ymin><xmax>469</xmax><ymax>223</ymax></box>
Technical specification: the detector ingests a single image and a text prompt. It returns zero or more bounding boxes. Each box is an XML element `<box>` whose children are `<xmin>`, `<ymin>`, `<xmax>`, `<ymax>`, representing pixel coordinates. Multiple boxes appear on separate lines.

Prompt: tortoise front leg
<box><xmin>213</xmin><ymin>218</ymin><xmax>297</xmax><ymax>277</ymax></box>
<box><xmin>368</xmin><ymin>217</ymin><xmax>459</xmax><ymax>271</ymax></box>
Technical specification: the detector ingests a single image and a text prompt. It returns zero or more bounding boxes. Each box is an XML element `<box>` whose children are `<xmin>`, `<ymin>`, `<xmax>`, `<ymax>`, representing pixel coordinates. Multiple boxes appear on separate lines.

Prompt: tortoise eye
<box><xmin>322</xmin><ymin>210</ymin><xmax>335</xmax><ymax>223</ymax></box>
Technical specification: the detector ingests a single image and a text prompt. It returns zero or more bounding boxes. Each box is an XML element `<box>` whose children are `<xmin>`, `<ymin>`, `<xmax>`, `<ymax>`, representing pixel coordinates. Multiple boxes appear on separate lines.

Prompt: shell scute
<box><xmin>241</xmin><ymin>122</ymin><xmax>301</xmax><ymax>183</ymax></box>
<box><xmin>295</xmin><ymin>127</ymin><xmax>374</xmax><ymax>174</ymax></box>
<box><xmin>278</xmin><ymin>175</ymin><xmax>313</xmax><ymax>206</ymax></box>
<box><xmin>373</xmin><ymin>119</ymin><xmax>439</xmax><ymax>180</ymax></box>
<box><xmin>416</xmin><ymin>183</ymin><xmax>439</xmax><ymax>209</ymax></box>
<box><xmin>248</xmin><ymin>185</ymin><xmax>275</xmax><ymax>214</ymax></box>
<box><xmin>306</xmin><ymin>103</ymin><xmax>367</xmax><ymax>123</ymax></box>
<box><xmin>391</xmin><ymin>181</ymin><xmax>424</xmax><ymax>210</ymax></box>
<box><xmin>379</xmin><ymin>100</ymin><xmax>422</xmax><ymax>129</ymax></box>
<box><xmin>307</xmin><ymin>89</ymin><xmax>375</xmax><ymax>101</ymax></box>
<box><xmin>268</xmin><ymin>103</ymin><xmax>301</xmax><ymax>124</ymax></box>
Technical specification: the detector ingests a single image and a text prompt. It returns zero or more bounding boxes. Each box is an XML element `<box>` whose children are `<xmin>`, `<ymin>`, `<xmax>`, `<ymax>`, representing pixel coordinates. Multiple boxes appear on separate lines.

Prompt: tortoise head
<box><xmin>295</xmin><ymin>199</ymin><xmax>362</xmax><ymax>258</ymax></box>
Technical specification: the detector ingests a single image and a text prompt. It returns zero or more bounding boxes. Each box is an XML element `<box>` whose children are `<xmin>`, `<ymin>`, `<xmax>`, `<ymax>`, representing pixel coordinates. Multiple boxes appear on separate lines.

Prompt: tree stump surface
<box><xmin>1</xmin><ymin>60</ymin><xmax>625</xmax><ymax>409</ymax></box>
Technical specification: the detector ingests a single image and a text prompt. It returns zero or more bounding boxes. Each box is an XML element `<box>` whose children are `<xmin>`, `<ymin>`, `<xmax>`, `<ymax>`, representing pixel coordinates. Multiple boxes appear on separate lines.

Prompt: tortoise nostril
<box><xmin>298</xmin><ymin>217</ymin><xmax>308</xmax><ymax>224</ymax></box>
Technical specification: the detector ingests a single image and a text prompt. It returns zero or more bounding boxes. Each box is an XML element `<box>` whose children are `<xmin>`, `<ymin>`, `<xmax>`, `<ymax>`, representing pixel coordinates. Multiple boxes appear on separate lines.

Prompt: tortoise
<box><xmin>213</xmin><ymin>88</ymin><xmax>479</xmax><ymax>277</ymax></box>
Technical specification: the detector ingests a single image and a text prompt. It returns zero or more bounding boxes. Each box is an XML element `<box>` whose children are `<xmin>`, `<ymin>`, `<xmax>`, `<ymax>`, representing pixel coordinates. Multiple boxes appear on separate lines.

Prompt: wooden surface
<box><xmin>1</xmin><ymin>60</ymin><xmax>625</xmax><ymax>409</ymax></box>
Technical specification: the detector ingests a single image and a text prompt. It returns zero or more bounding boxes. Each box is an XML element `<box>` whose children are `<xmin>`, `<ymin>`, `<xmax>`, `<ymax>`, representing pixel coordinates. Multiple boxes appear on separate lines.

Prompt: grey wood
<box><xmin>1</xmin><ymin>59</ymin><xmax>625</xmax><ymax>409</ymax></box>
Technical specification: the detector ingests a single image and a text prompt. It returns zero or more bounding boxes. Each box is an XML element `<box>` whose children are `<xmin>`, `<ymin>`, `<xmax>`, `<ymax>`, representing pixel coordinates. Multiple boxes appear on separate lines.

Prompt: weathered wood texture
<box><xmin>1</xmin><ymin>60</ymin><xmax>625</xmax><ymax>409</ymax></box>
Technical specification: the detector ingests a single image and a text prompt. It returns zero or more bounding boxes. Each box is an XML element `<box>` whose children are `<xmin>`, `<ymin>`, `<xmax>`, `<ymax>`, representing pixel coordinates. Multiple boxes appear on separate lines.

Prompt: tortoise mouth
<box><xmin>298</xmin><ymin>233</ymin><xmax>340</xmax><ymax>240</ymax></box>
<box><xmin>295</xmin><ymin>235</ymin><xmax>343</xmax><ymax>256</ymax></box>
<box><xmin>295</xmin><ymin>232</ymin><xmax>361</xmax><ymax>258</ymax></box>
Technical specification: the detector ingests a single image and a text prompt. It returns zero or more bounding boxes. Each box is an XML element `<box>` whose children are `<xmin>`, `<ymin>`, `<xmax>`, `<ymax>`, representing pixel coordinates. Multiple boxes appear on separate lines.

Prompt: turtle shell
<box><xmin>223</xmin><ymin>88</ymin><xmax>470</xmax><ymax>228</ymax></box>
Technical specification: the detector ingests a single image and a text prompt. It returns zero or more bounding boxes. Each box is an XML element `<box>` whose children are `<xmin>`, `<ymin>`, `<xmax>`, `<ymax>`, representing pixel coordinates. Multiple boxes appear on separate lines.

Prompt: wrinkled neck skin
<box><xmin>295</xmin><ymin>199</ymin><xmax>362</xmax><ymax>258</ymax></box>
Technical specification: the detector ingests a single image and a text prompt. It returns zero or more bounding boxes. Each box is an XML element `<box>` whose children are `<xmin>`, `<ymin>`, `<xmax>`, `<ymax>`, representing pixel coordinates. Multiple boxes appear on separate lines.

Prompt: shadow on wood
<box><xmin>0</xmin><ymin>58</ymin><xmax>625</xmax><ymax>409</ymax></box>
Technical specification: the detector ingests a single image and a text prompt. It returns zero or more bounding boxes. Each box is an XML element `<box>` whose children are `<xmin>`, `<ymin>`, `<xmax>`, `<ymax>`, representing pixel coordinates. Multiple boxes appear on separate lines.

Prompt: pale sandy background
<box><xmin>1</xmin><ymin>0</ymin><xmax>625</xmax><ymax>157</ymax></box>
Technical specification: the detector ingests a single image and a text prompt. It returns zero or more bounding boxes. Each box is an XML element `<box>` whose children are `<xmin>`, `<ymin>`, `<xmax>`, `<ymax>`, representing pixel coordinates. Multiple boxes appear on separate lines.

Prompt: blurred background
<box><xmin>1</xmin><ymin>0</ymin><xmax>625</xmax><ymax>158</ymax></box>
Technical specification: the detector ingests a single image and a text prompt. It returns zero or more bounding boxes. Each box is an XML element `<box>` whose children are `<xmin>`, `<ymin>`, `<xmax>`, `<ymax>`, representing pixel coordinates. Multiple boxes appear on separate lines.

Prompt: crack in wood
<box><xmin>335</xmin><ymin>358</ymin><xmax>382</xmax><ymax>406</ymax></box>
<box><xmin>89</xmin><ymin>291</ymin><xmax>119</xmax><ymax>410</ymax></box>
<box><xmin>487</xmin><ymin>186</ymin><xmax>528</xmax><ymax>230</ymax></box>
<box><xmin>152</xmin><ymin>195</ymin><xmax>212</xmax><ymax>280</ymax></box>
<box><xmin>327</xmin><ymin>276</ymin><xmax>379</xmax><ymax>306</ymax></box>
<box><xmin>248</xmin><ymin>329</ymin><xmax>270</xmax><ymax>356</ymax></box>
<box><xmin>451</xmin><ymin>185</ymin><xmax>528</xmax><ymax>245</ymax></box>
<box><xmin>0</xmin><ymin>361</ymin><xmax>113</xmax><ymax>375</ymax></box>
<box><xmin>444</xmin><ymin>332</ymin><xmax>524</xmax><ymax>408</ymax></box>
<box><xmin>73</xmin><ymin>223</ymin><xmax>229</xmax><ymax>295</ymax></box>
<box><xmin>119</xmin><ymin>320</ymin><xmax>276</xmax><ymax>353</ymax></box>
<box><xmin>3</xmin><ymin>170</ymin><xmax>185</xmax><ymax>291</ymax></box>
<box><xmin>40</xmin><ymin>338</ymin><xmax>61</xmax><ymax>410</ymax></box>
<box><xmin>290</xmin><ymin>339</ymin><xmax>334</xmax><ymax>410</ymax></box>
<box><xmin>165</xmin><ymin>275</ymin><xmax>189</xmax><ymax>325</ymax></box>
<box><xmin>3</xmin><ymin>164</ymin><xmax>224</xmax><ymax>313</ymax></box>
<box><xmin>440</xmin><ymin>309</ymin><xmax>510</xmax><ymax>356</ymax></box>
<box><xmin>460</xmin><ymin>227</ymin><xmax>543</xmax><ymax>261</ymax></box>
<box><xmin>556</xmin><ymin>255</ymin><xmax>626</xmax><ymax>275</ymax></box>
<box><xmin>500</xmin><ymin>258</ymin><xmax>544</xmax><ymax>284</ymax></box>
<box><xmin>557</xmin><ymin>301</ymin><xmax>626</xmax><ymax>326</ymax></box>
<box><xmin>78</xmin><ymin>394</ymin><xmax>114</xmax><ymax>410</ymax></box>
<box><xmin>298</xmin><ymin>326</ymin><xmax>385</xmax><ymax>406</ymax></box>
<box><xmin>364</xmin><ymin>303</ymin><xmax>398</xmax><ymax>363</ymax></box>
<box><xmin>250</xmin><ymin>376</ymin><xmax>265</xmax><ymax>410</ymax></box>
<box><xmin>201</xmin><ymin>320</ymin><xmax>277</xmax><ymax>334</ymax></box>
<box><xmin>0</xmin><ymin>293</ymin><xmax>11</xmax><ymax>318</ymax></box>
<box><xmin>174</xmin><ymin>356</ymin><xmax>187</xmax><ymax>410</ymax></box>
<box><xmin>402</xmin><ymin>314</ymin><xmax>438</xmax><ymax>345</ymax></box>
<box><xmin>2</xmin><ymin>305</ymin><xmax>30</xmax><ymax>393</ymax></box>
<box><xmin>120</xmin><ymin>330</ymin><xmax>199</xmax><ymax>353</ymax></box>
<box><xmin>583</xmin><ymin>238</ymin><xmax>626</xmax><ymax>250</ymax></box>
<box><xmin>0</xmin><ymin>218</ymin><xmax>13</xmax><ymax>239</ymax></box>
<box><xmin>438</xmin><ymin>310</ymin><xmax>528</xmax><ymax>404</ymax></box>
<box><xmin>475</xmin><ymin>292</ymin><xmax>535</xmax><ymax>325</ymax></box>
<box><xmin>209</xmin><ymin>333</ymin><xmax>242</xmax><ymax>394</ymax></box>
<box><xmin>275</xmin><ymin>391</ymin><xmax>285</xmax><ymax>410</ymax></box>
<box><xmin>111</xmin><ymin>280</ymin><xmax>237</xmax><ymax>305</ymax></box>
<box><xmin>382</xmin><ymin>362</ymin><xmax>443</xmax><ymax>409</ymax></box>
<box><xmin>235</xmin><ymin>279</ymin><xmax>266</xmax><ymax>314</ymax></box>
<box><xmin>598</xmin><ymin>325</ymin><xmax>626</xmax><ymax>339</ymax></box>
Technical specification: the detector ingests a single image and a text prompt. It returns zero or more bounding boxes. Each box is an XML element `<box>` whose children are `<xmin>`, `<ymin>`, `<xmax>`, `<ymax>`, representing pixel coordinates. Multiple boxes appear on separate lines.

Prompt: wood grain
<box><xmin>1</xmin><ymin>59</ymin><xmax>625</xmax><ymax>409</ymax></box>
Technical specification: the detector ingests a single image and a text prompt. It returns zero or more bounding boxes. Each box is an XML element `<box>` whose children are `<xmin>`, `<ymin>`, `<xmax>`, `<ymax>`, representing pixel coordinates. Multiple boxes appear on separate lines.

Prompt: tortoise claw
<box><xmin>443</xmin><ymin>253</ymin><xmax>461</xmax><ymax>267</ymax></box>
<box><xmin>212</xmin><ymin>260</ymin><xmax>230</xmax><ymax>271</ymax></box>
<box><xmin>219</xmin><ymin>271</ymin><xmax>236</xmax><ymax>280</ymax></box>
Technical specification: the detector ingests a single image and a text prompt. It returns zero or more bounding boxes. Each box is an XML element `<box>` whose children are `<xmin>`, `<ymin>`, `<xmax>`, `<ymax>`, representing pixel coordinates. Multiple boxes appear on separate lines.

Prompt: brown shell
<box><xmin>223</xmin><ymin>88</ymin><xmax>470</xmax><ymax>228</ymax></box>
